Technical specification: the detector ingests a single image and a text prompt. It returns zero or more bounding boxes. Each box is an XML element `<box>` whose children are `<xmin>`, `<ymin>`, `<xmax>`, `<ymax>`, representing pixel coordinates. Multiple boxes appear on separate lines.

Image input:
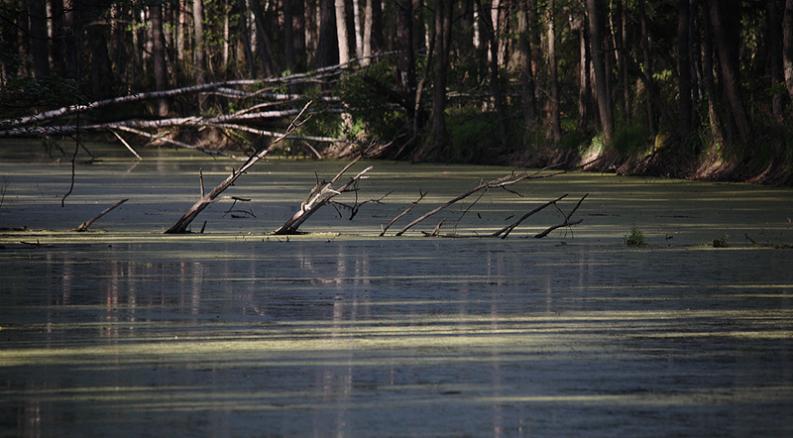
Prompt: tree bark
<box><xmin>335</xmin><ymin>0</ymin><xmax>351</xmax><ymax>64</ymax></box>
<box><xmin>576</xmin><ymin>15</ymin><xmax>591</xmax><ymax>131</ymax></box>
<box><xmin>27</xmin><ymin>0</ymin><xmax>49</xmax><ymax>78</ymax></box>
<box><xmin>49</xmin><ymin>0</ymin><xmax>67</xmax><ymax>76</ymax></box>
<box><xmin>151</xmin><ymin>1</ymin><xmax>169</xmax><ymax>115</ymax></box>
<box><xmin>586</xmin><ymin>0</ymin><xmax>614</xmax><ymax>146</ymax></box>
<box><xmin>677</xmin><ymin>0</ymin><xmax>693</xmax><ymax>137</ymax></box>
<box><xmin>250</xmin><ymin>0</ymin><xmax>279</xmax><ymax>75</ymax></box>
<box><xmin>707</xmin><ymin>0</ymin><xmax>750</xmax><ymax>145</ymax></box>
<box><xmin>785</xmin><ymin>0</ymin><xmax>793</xmax><ymax>101</ymax></box>
<box><xmin>517</xmin><ymin>0</ymin><xmax>536</xmax><ymax>134</ymax></box>
<box><xmin>545</xmin><ymin>0</ymin><xmax>561</xmax><ymax>143</ymax></box>
<box><xmin>352</xmin><ymin>0</ymin><xmax>363</xmax><ymax>58</ymax></box>
<box><xmin>766</xmin><ymin>0</ymin><xmax>783</xmax><ymax>119</ymax></box>
<box><xmin>415</xmin><ymin>0</ymin><xmax>452</xmax><ymax>160</ymax></box>
<box><xmin>317</xmin><ymin>0</ymin><xmax>338</xmax><ymax>66</ymax></box>
<box><xmin>193</xmin><ymin>0</ymin><xmax>206</xmax><ymax>84</ymax></box>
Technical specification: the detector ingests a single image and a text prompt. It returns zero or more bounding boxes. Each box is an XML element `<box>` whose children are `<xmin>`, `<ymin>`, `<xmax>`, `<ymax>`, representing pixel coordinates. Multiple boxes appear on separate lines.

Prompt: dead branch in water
<box><xmin>164</xmin><ymin>101</ymin><xmax>313</xmax><ymax>234</ymax></box>
<box><xmin>393</xmin><ymin>171</ymin><xmax>560</xmax><ymax>236</ymax></box>
<box><xmin>379</xmin><ymin>191</ymin><xmax>426</xmax><ymax>236</ymax></box>
<box><xmin>491</xmin><ymin>195</ymin><xmax>569</xmax><ymax>239</ymax></box>
<box><xmin>75</xmin><ymin>199</ymin><xmax>129</xmax><ymax>232</ymax></box>
<box><xmin>273</xmin><ymin>157</ymin><xmax>373</xmax><ymax>235</ymax></box>
<box><xmin>534</xmin><ymin>194</ymin><xmax>589</xmax><ymax>238</ymax></box>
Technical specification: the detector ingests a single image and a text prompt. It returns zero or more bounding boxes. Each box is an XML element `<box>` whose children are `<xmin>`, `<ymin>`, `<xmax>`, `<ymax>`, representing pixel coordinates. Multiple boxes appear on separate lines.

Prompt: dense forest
<box><xmin>1</xmin><ymin>0</ymin><xmax>792</xmax><ymax>183</ymax></box>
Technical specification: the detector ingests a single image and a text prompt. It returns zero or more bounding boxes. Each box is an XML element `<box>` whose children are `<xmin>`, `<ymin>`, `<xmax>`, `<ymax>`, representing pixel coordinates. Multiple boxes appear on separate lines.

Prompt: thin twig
<box><xmin>110</xmin><ymin>130</ymin><xmax>142</xmax><ymax>160</ymax></box>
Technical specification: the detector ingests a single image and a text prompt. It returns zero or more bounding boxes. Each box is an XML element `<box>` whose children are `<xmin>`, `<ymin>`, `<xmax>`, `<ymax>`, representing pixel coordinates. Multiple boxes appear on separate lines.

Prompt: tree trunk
<box><xmin>677</xmin><ymin>0</ymin><xmax>693</xmax><ymax>137</ymax></box>
<box><xmin>85</xmin><ymin>9</ymin><xmax>113</xmax><ymax>98</ymax></box>
<box><xmin>250</xmin><ymin>0</ymin><xmax>279</xmax><ymax>75</ymax></box>
<box><xmin>396</xmin><ymin>0</ymin><xmax>415</xmax><ymax>96</ymax></box>
<box><xmin>577</xmin><ymin>16</ymin><xmax>591</xmax><ymax>131</ymax></box>
<box><xmin>707</xmin><ymin>0</ymin><xmax>750</xmax><ymax>145</ymax></box>
<box><xmin>415</xmin><ymin>0</ymin><xmax>452</xmax><ymax>161</ymax></box>
<box><xmin>767</xmin><ymin>0</ymin><xmax>784</xmax><ymax>119</ymax></box>
<box><xmin>785</xmin><ymin>0</ymin><xmax>793</xmax><ymax>101</ymax></box>
<box><xmin>352</xmin><ymin>0</ymin><xmax>363</xmax><ymax>58</ymax></box>
<box><xmin>639</xmin><ymin>0</ymin><xmax>656</xmax><ymax>134</ymax></box>
<box><xmin>586</xmin><ymin>0</ymin><xmax>614</xmax><ymax>146</ymax></box>
<box><xmin>27</xmin><ymin>0</ymin><xmax>49</xmax><ymax>78</ymax></box>
<box><xmin>151</xmin><ymin>1</ymin><xmax>169</xmax><ymax>115</ymax></box>
<box><xmin>545</xmin><ymin>0</ymin><xmax>561</xmax><ymax>143</ymax></box>
<box><xmin>335</xmin><ymin>0</ymin><xmax>351</xmax><ymax>63</ymax></box>
<box><xmin>50</xmin><ymin>0</ymin><xmax>67</xmax><ymax>76</ymax></box>
<box><xmin>484</xmin><ymin>0</ymin><xmax>507</xmax><ymax>148</ymax></box>
<box><xmin>517</xmin><ymin>0</ymin><xmax>536</xmax><ymax>134</ymax></box>
<box><xmin>317</xmin><ymin>0</ymin><xmax>338</xmax><ymax>66</ymax></box>
<box><xmin>193</xmin><ymin>0</ymin><xmax>206</xmax><ymax>84</ymax></box>
<box><xmin>362</xmin><ymin>0</ymin><xmax>380</xmax><ymax>64</ymax></box>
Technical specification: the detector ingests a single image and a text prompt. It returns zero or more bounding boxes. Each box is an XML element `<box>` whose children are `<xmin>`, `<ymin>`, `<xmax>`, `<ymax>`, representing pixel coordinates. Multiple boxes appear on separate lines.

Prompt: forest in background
<box><xmin>1</xmin><ymin>0</ymin><xmax>793</xmax><ymax>183</ymax></box>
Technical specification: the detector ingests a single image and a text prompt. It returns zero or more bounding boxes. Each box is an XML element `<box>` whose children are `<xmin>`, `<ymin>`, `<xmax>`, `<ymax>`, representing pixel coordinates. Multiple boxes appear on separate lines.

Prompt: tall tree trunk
<box><xmin>639</xmin><ymin>0</ymin><xmax>656</xmax><ymax>134</ymax></box>
<box><xmin>250</xmin><ymin>0</ymin><xmax>279</xmax><ymax>75</ymax></box>
<box><xmin>334</xmin><ymin>0</ymin><xmax>350</xmax><ymax>63</ymax></box>
<box><xmin>483</xmin><ymin>0</ymin><xmax>507</xmax><ymax>148</ymax></box>
<box><xmin>176</xmin><ymin>0</ymin><xmax>187</xmax><ymax>63</ymax></box>
<box><xmin>285</xmin><ymin>0</ymin><xmax>305</xmax><ymax>71</ymax></box>
<box><xmin>707</xmin><ymin>0</ymin><xmax>750</xmax><ymax>145</ymax></box>
<box><xmin>784</xmin><ymin>0</ymin><xmax>793</xmax><ymax>101</ymax></box>
<box><xmin>700</xmin><ymin>2</ymin><xmax>727</xmax><ymax>151</ymax></box>
<box><xmin>767</xmin><ymin>0</ymin><xmax>784</xmax><ymax>119</ymax></box>
<box><xmin>193</xmin><ymin>0</ymin><xmax>206</xmax><ymax>84</ymax></box>
<box><xmin>517</xmin><ymin>0</ymin><xmax>536</xmax><ymax>135</ymax></box>
<box><xmin>361</xmin><ymin>0</ymin><xmax>379</xmax><ymax>65</ymax></box>
<box><xmin>84</xmin><ymin>6</ymin><xmax>113</xmax><ymax>98</ymax></box>
<box><xmin>545</xmin><ymin>0</ymin><xmax>561</xmax><ymax>143</ymax></box>
<box><xmin>396</xmin><ymin>0</ymin><xmax>415</xmax><ymax>95</ymax></box>
<box><xmin>677</xmin><ymin>0</ymin><xmax>693</xmax><ymax>137</ymax></box>
<box><xmin>577</xmin><ymin>16</ymin><xmax>591</xmax><ymax>131</ymax></box>
<box><xmin>586</xmin><ymin>0</ymin><xmax>614</xmax><ymax>146</ymax></box>
<box><xmin>316</xmin><ymin>0</ymin><xmax>338</xmax><ymax>66</ymax></box>
<box><xmin>353</xmin><ymin>0</ymin><xmax>363</xmax><ymax>58</ymax></box>
<box><xmin>151</xmin><ymin>1</ymin><xmax>169</xmax><ymax>115</ymax></box>
<box><xmin>415</xmin><ymin>0</ymin><xmax>452</xmax><ymax>161</ymax></box>
<box><xmin>50</xmin><ymin>0</ymin><xmax>67</xmax><ymax>76</ymax></box>
<box><xmin>27</xmin><ymin>0</ymin><xmax>50</xmax><ymax>78</ymax></box>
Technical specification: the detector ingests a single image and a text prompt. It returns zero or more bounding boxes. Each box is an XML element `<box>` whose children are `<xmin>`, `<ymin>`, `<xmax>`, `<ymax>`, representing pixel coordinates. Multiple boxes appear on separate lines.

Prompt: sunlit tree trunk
<box><xmin>576</xmin><ymin>15</ymin><xmax>591</xmax><ymax>131</ymax></box>
<box><xmin>587</xmin><ymin>0</ymin><xmax>614</xmax><ymax>145</ymax></box>
<box><xmin>352</xmin><ymin>0</ymin><xmax>363</xmax><ymax>58</ymax></box>
<box><xmin>335</xmin><ymin>0</ymin><xmax>350</xmax><ymax>63</ymax></box>
<box><xmin>192</xmin><ymin>0</ymin><xmax>206</xmax><ymax>84</ymax></box>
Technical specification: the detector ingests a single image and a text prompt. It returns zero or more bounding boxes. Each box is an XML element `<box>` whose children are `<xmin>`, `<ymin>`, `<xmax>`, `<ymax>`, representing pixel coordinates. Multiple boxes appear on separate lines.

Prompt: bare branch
<box><xmin>75</xmin><ymin>199</ymin><xmax>129</xmax><ymax>232</ymax></box>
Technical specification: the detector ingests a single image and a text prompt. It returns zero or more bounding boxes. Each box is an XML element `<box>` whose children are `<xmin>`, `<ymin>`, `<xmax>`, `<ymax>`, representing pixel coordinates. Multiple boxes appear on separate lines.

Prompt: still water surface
<box><xmin>1</xmin><ymin>146</ymin><xmax>793</xmax><ymax>436</ymax></box>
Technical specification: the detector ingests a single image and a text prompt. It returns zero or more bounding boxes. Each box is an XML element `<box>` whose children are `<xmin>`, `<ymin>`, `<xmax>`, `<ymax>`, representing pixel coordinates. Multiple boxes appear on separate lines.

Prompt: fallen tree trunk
<box><xmin>0</xmin><ymin>64</ymin><xmax>348</xmax><ymax>130</ymax></box>
<box><xmin>164</xmin><ymin>101</ymin><xmax>312</xmax><ymax>234</ymax></box>
<box><xmin>273</xmin><ymin>157</ymin><xmax>373</xmax><ymax>235</ymax></box>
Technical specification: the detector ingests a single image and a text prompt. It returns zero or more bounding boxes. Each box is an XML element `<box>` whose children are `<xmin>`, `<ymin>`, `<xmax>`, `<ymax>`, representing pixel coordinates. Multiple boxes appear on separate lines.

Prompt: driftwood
<box><xmin>393</xmin><ymin>171</ymin><xmax>558</xmax><ymax>236</ymax></box>
<box><xmin>75</xmin><ymin>199</ymin><xmax>128</xmax><ymax>232</ymax></box>
<box><xmin>164</xmin><ymin>101</ymin><xmax>312</xmax><ymax>234</ymax></box>
<box><xmin>273</xmin><ymin>157</ymin><xmax>373</xmax><ymax>235</ymax></box>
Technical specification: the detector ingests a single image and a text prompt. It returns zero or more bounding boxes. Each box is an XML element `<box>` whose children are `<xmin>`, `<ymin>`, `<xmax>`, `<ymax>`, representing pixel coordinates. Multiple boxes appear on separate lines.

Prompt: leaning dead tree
<box><xmin>273</xmin><ymin>157</ymin><xmax>373</xmax><ymax>235</ymax></box>
<box><xmin>164</xmin><ymin>102</ymin><xmax>313</xmax><ymax>234</ymax></box>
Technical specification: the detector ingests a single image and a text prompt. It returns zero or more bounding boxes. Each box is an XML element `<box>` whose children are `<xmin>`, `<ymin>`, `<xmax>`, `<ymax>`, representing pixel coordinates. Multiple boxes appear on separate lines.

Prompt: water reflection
<box><xmin>1</xmin><ymin>241</ymin><xmax>793</xmax><ymax>436</ymax></box>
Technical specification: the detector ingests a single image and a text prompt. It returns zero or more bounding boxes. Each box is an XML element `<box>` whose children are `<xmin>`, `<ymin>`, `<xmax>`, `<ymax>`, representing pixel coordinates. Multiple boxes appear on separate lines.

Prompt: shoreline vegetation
<box><xmin>1</xmin><ymin>1</ymin><xmax>792</xmax><ymax>185</ymax></box>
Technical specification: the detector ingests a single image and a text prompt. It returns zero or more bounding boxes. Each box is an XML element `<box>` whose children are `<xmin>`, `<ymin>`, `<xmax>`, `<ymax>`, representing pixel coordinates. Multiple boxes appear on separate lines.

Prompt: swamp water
<box><xmin>1</xmin><ymin>145</ymin><xmax>793</xmax><ymax>436</ymax></box>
